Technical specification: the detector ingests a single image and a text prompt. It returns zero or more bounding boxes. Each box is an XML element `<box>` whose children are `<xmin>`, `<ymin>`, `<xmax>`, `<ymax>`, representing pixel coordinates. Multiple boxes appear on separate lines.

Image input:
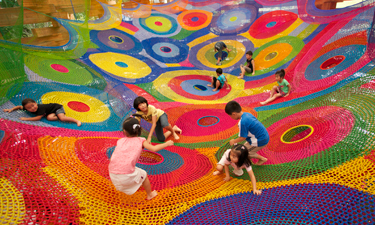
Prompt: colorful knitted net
<box><xmin>0</xmin><ymin>0</ymin><xmax>374</xmax><ymax>224</ymax></box>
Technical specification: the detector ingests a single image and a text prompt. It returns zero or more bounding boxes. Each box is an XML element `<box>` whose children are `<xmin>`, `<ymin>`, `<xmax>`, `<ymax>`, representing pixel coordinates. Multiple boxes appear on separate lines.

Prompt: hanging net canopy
<box><xmin>0</xmin><ymin>0</ymin><xmax>374</xmax><ymax>224</ymax></box>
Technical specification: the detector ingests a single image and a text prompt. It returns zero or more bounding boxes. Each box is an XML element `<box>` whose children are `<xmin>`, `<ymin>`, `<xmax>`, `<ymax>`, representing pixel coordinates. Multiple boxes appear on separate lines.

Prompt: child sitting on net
<box><xmin>260</xmin><ymin>69</ymin><xmax>291</xmax><ymax>105</ymax></box>
<box><xmin>3</xmin><ymin>98</ymin><xmax>81</xmax><ymax>126</ymax></box>
<box><xmin>213</xmin><ymin>144</ymin><xmax>262</xmax><ymax>195</ymax></box>
<box><xmin>108</xmin><ymin>117</ymin><xmax>174</xmax><ymax>200</ymax></box>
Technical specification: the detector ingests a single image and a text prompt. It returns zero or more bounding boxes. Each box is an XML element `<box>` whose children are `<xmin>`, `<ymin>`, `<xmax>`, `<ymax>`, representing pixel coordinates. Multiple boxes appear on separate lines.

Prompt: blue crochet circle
<box><xmin>90</xmin><ymin>28</ymin><xmax>143</xmax><ymax>54</ymax></box>
<box><xmin>209</xmin><ymin>4</ymin><xmax>258</xmax><ymax>35</ymax></box>
<box><xmin>143</xmin><ymin>37</ymin><xmax>189</xmax><ymax>63</ymax></box>
<box><xmin>305</xmin><ymin>45</ymin><xmax>365</xmax><ymax>81</ymax></box>
<box><xmin>266</xmin><ymin>21</ymin><xmax>277</xmax><ymax>27</ymax></box>
<box><xmin>115</xmin><ymin>62</ymin><xmax>128</xmax><ymax>68</ymax></box>
<box><xmin>168</xmin><ymin>183</ymin><xmax>375</xmax><ymax>224</ymax></box>
<box><xmin>180</xmin><ymin>79</ymin><xmax>217</xmax><ymax>96</ymax></box>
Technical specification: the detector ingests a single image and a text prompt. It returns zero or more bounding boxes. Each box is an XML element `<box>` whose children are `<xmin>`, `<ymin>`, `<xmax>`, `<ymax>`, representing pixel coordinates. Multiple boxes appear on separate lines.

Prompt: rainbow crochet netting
<box><xmin>0</xmin><ymin>0</ymin><xmax>374</xmax><ymax>224</ymax></box>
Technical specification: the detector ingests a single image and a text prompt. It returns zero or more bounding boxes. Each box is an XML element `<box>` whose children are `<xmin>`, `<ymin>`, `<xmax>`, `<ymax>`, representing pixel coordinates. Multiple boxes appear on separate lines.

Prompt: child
<box><xmin>260</xmin><ymin>69</ymin><xmax>291</xmax><ymax>105</ymax></box>
<box><xmin>133</xmin><ymin>96</ymin><xmax>182</xmax><ymax>143</ymax></box>
<box><xmin>3</xmin><ymin>98</ymin><xmax>81</xmax><ymax>126</ymax></box>
<box><xmin>214</xmin><ymin>41</ymin><xmax>232</xmax><ymax>66</ymax></box>
<box><xmin>238</xmin><ymin>51</ymin><xmax>255</xmax><ymax>79</ymax></box>
<box><xmin>225</xmin><ymin>101</ymin><xmax>269</xmax><ymax>165</ymax></box>
<box><xmin>207</xmin><ymin>68</ymin><xmax>230</xmax><ymax>92</ymax></box>
<box><xmin>108</xmin><ymin>117</ymin><xmax>174</xmax><ymax>200</ymax></box>
<box><xmin>213</xmin><ymin>144</ymin><xmax>262</xmax><ymax>195</ymax></box>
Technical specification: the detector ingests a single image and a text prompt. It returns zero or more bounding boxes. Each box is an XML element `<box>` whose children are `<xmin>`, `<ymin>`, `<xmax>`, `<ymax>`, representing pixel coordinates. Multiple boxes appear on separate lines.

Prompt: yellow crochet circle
<box><xmin>41</xmin><ymin>92</ymin><xmax>111</xmax><ymax>123</ymax></box>
<box><xmin>145</xmin><ymin>16</ymin><xmax>172</xmax><ymax>32</ymax></box>
<box><xmin>281</xmin><ymin>125</ymin><xmax>314</xmax><ymax>144</ymax></box>
<box><xmin>153</xmin><ymin>70</ymin><xmax>244</xmax><ymax>104</ymax></box>
<box><xmin>197</xmin><ymin>40</ymin><xmax>245</xmax><ymax>68</ymax></box>
<box><xmin>89</xmin><ymin>52</ymin><xmax>151</xmax><ymax>79</ymax></box>
<box><xmin>255</xmin><ymin>43</ymin><xmax>293</xmax><ymax>71</ymax></box>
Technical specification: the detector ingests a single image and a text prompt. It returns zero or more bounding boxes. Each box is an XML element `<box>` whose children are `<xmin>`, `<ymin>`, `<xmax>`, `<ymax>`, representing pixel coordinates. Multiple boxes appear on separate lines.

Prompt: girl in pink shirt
<box><xmin>108</xmin><ymin>118</ymin><xmax>174</xmax><ymax>200</ymax></box>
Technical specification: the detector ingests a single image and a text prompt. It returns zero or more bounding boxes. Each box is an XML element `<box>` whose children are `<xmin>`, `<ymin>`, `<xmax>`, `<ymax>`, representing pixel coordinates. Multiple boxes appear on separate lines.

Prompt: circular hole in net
<box><xmin>197</xmin><ymin>116</ymin><xmax>220</xmax><ymax>127</ymax></box>
<box><xmin>281</xmin><ymin>125</ymin><xmax>313</xmax><ymax>143</ymax></box>
<box><xmin>67</xmin><ymin>101</ymin><xmax>90</xmax><ymax>112</ymax></box>
<box><xmin>193</xmin><ymin>84</ymin><xmax>208</xmax><ymax>91</ymax></box>
<box><xmin>265</xmin><ymin>52</ymin><xmax>278</xmax><ymax>61</ymax></box>
<box><xmin>109</xmin><ymin>35</ymin><xmax>124</xmax><ymax>44</ymax></box>
<box><xmin>139</xmin><ymin>150</ymin><xmax>163</xmax><ymax>164</ymax></box>
<box><xmin>214</xmin><ymin>51</ymin><xmax>228</xmax><ymax>60</ymax></box>
<box><xmin>320</xmin><ymin>55</ymin><xmax>345</xmax><ymax>70</ymax></box>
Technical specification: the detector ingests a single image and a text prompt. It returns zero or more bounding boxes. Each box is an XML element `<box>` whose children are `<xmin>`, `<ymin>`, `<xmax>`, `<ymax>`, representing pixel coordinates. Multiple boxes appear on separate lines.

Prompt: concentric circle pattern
<box><xmin>209</xmin><ymin>4</ymin><xmax>258</xmax><ymax>35</ymax></box>
<box><xmin>1</xmin><ymin>0</ymin><xmax>375</xmax><ymax>224</ymax></box>
<box><xmin>249</xmin><ymin>10</ymin><xmax>298</xmax><ymax>39</ymax></box>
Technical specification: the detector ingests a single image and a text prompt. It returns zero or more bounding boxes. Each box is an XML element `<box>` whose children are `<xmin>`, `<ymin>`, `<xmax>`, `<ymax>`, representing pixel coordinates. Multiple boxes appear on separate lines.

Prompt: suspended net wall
<box><xmin>0</xmin><ymin>0</ymin><xmax>374</xmax><ymax>224</ymax></box>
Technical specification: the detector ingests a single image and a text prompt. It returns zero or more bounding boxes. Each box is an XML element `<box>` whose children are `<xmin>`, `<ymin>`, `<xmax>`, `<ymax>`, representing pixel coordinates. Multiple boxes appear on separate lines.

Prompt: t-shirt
<box><xmin>277</xmin><ymin>79</ymin><xmax>289</xmax><ymax>93</ymax></box>
<box><xmin>221</xmin><ymin>149</ymin><xmax>252</xmax><ymax>172</ymax></box>
<box><xmin>34</xmin><ymin>103</ymin><xmax>63</xmax><ymax>116</ymax></box>
<box><xmin>108</xmin><ymin>136</ymin><xmax>146</xmax><ymax>174</ymax></box>
<box><xmin>217</xmin><ymin>74</ymin><xmax>226</xmax><ymax>85</ymax></box>
<box><xmin>136</xmin><ymin>105</ymin><xmax>165</xmax><ymax>123</ymax></box>
<box><xmin>215</xmin><ymin>41</ymin><xmax>226</xmax><ymax>50</ymax></box>
<box><xmin>246</xmin><ymin>58</ymin><xmax>254</xmax><ymax>71</ymax></box>
<box><xmin>239</xmin><ymin>112</ymin><xmax>269</xmax><ymax>147</ymax></box>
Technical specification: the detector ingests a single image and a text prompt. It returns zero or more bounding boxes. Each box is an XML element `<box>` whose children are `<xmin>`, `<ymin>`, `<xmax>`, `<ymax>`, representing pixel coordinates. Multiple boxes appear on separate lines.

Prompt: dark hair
<box><xmin>122</xmin><ymin>117</ymin><xmax>142</xmax><ymax>137</ymax></box>
<box><xmin>246</xmin><ymin>51</ymin><xmax>253</xmax><ymax>56</ymax></box>
<box><xmin>225</xmin><ymin>101</ymin><xmax>242</xmax><ymax>115</ymax></box>
<box><xmin>21</xmin><ymin>98</ymin><xmax>36</xmax><ymax>108</ymax></box>
<box><xmin>216</xmin><ymin>68</ymin><xmax>223</xmax><ymax>75</ymax></box>
<box><xmin>133</xmin><ymin>96</ymin><xmax>148</xmax><ymax>111</ymax></box>
<box><xmin>227</xmin><ymin>144</ymin><xmax>252</xmax><ymax>168</ymax></box>
<box><xmin>275</xmin><ymin>69</ymin><xmax>285</xmax><ymax>78</ymax></box>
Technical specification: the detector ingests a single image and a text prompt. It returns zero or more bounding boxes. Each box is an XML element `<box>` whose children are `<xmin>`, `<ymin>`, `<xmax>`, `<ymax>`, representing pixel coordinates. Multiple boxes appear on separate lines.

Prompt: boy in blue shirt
<box><xmin>207</xmin><ymin>68</ymin><xmax>230</xmax><ymax>92</ymax></box>
<box><xmin>225</xmin><ymin>101</ymin><xmax>269</xmax><ymax>165</ymax></box>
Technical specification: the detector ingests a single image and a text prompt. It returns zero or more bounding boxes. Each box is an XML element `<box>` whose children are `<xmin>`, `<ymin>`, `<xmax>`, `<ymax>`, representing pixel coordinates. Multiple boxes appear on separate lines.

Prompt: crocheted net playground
<box><xmin>1</xmin><ymin>0</ymin><xmax>375</xmax><ymax>224</ymax></box>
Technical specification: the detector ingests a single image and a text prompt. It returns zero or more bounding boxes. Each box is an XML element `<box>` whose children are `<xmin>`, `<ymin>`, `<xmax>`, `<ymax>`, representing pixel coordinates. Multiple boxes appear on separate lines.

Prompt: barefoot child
<box><xmin>109</xmin><ymin>118</ymin><xmax>174</xmax><ymax>200</ymax></box>
<box><xmin>260</xmin><ymin>69</ymin><xmax>291</xmax><ymax>105</ymax></box>
<box><xmin>213</xmin><ymin>144</ymin><xmax>262</xmax><ymax>195</ymax></box>
<box><xmin>207</xmin><ymin>68</ymin><xmax>230</xmax><ymax>92</ymax></box>
<box><xmin>3</xmin><ymin>98</ymin><xmax>81</xmax><ymax>126</ymax></box>
<box><xmin>133</xmin><ymin>96</ymin><xmax>182</xmax><ymax>143</ymax></box>
<box><xmin>225</xmin><ymin>101</ymin><xmax>269</xmax><ymax>165</ymax></box>
<box><xmin>238</xmin><ymin>51</ymin><xmax>255</xmax><ymax>79</ymax></box>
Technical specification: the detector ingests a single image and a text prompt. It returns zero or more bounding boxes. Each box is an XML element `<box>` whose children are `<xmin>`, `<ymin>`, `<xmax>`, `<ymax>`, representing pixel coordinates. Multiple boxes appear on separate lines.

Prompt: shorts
<box><xmin>276</xmin><ymin>86</ymin><xmax>287</xmax><ymax>97</ymax></box>
<box><xmin>155</xmin><ymin>113</ymin><xmax>169</xmax><ymax>142</ymax></box>
<box><xmin>244</xmin><ymin>142</ymin><xmax>267</xmax><ymax>158</ymax></box>
<box><xmin>215</xmin><ymin>42</ymin><xmax>226</xmax><ymax>58</ymax></box>
<box><xmin>109</xmin><ymin>167</ymin><xmax>147</xmax><ymax>195</ymax></box>
<box><xmin>55</xmin><ymin>106</ymin><xmax>65</xmax><ymax>115</ymax></box>
<box><xmin>212</xmin><ymin>77</ymin><xmax>223</xmax><ymax>90</ymax></box>
<box><xmin>240</xmin><ymin>64</ymin><xmax>252</xmax><ymax>73</ymax></box>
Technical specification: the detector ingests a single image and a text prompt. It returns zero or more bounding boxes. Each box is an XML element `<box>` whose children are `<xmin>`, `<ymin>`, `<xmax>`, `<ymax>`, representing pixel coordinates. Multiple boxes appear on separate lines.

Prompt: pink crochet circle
<box><xmin>260</xmin><ymin>106</ymin><xmax>354</xmax><ymax>165</ymax></box>
<box><xmin>50</xmin><ymin>64</ymin><xmax>69</xmax><ymax>73</ymax></box>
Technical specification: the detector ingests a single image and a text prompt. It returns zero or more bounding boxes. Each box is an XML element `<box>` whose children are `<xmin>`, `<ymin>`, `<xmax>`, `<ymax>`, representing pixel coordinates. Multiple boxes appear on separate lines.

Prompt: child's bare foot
<box><xmin>260</xmin><ymin>101</ymin><xmax>266</xmax><ymax>105</ymax></box>
<box><xmin>213</xmin><ymin>88</ymin><xmax>218</xmax><ymax>92</ymax></box>
<box><xmin>146</xmin><ymin>190</ymin><xmax>158</xmax><ymax>200</ymax></box>
<box><xmin>207</xmin><ymin>84</ymin><xmax>213</xmax><ymax>87</ymax></box>
<box><xmin>173</xmin><ymin>133</ymin><xmax>180</xmax><ymax>140</ymax></box>
<box><xmin>173</xmin><ymin>125</ymin><xmax>182</xmax><ymax>134</ymax></box>
<box><xmin>255</xmin><ymin>158</ymin><xmax>268</xmax><ymax>165</ymax></box>
<box><xmin>77</xmin><ymin>121</ymin><xmax>82</xmax><ymax>127</ymax></box>
<box><xmin>238</xmin><ymin>75</ymin><xmax>244</xmax><ymax>79</ymax></box>
<box><xmin>213</xmin><ymin>171</ymin><xmax>221</xmax><ymax>176</ymax></box>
